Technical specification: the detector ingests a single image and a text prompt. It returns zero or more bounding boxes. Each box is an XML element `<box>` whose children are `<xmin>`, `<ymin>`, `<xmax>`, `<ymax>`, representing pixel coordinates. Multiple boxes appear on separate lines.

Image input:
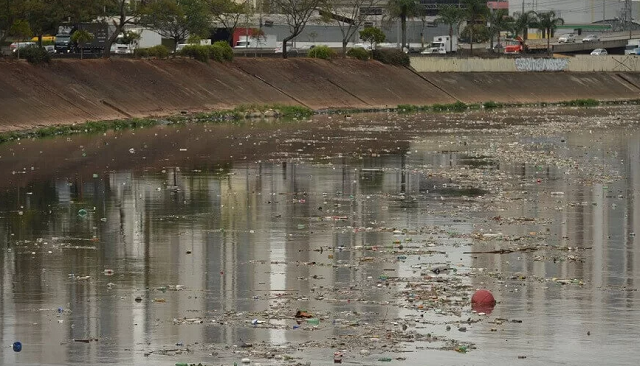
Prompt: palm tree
<box><xmin>387</xmin><ymin>0</ymin><xmax>422</xmax><ymax>51</ymax></box>
<box><xmin>461</xmin><ymin>0</ymin><xmax>489</xmax><ymax>55</ymax></box>
<box><xmin>535</xmin><ymin>11</ymin><xmax>564</xmax><ymax>54</ymax></box>
<box><xmin>487</xmin><ymin>8</ymin><xmax>510</xmax><ymax>50</ymax></box>
<box><xmin>513</xmin><ymin>10</ymin><xmax>537</xmax><ymax>40</ymax></box>
<box><xmin>436</xmin><ymin>4</ymin><xmax>464</xmax><ymax>53</ymax></box>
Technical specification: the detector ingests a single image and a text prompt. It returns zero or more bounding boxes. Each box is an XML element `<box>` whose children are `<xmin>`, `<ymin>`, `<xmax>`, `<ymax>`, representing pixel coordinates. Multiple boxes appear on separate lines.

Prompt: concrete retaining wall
<box><xmin>411</xmin><ymin>55</ymin><xmax>640</xmax><ymax>72</ymax></box>
<box><xmin>1</xmin><ymin>58</ymin><xmax>640</xmax><ymax>132</ymax></box>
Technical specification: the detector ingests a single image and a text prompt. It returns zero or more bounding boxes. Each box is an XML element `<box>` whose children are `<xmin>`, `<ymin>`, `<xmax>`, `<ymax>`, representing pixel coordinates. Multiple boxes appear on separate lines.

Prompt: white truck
<box><xmin>625</xmin><ymin>39</ymin><xmax>640</xmax><ymax>55</ymax></box>
<box><xmin>234</xmin><ymin>34</ymin><xmax>277</xmax><ymax>49</ymax></box>
<box><xmin>111</xmin><ymin>28</ymin><xmax>162</xmax><ymax>54</ymax></box>
<box><xmin>421</xmin><ymin>35</ymin><xmax>458</xmax><ymax>54</ymax></box>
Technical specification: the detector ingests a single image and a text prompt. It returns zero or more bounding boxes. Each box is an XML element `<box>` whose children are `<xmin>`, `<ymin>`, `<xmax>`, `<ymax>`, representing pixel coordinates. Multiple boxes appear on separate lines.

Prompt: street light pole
<box><xmin>627</xmin><ymin>0</ymin><xmax>633</xmax><ymax>39</ymax></box>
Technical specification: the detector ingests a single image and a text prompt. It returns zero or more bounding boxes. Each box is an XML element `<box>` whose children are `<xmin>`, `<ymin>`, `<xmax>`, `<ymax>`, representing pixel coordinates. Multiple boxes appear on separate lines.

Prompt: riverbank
<box><xmin>1</xmin><ymin>58</ymin><xmax>640</xmax><ymax>132</ymax></box>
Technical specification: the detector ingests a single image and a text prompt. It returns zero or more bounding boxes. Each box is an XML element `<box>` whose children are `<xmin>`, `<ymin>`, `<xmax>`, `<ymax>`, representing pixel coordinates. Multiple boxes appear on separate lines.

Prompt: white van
<box><xmin>10</xmin><ymin>41</ymin><xmax>36</xmax><ymax>53</ymax></box>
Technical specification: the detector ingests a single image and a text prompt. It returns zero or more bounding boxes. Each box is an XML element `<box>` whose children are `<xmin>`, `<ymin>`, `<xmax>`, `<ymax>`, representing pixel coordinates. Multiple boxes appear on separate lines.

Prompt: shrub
<box><xmin>397</xmin><ymin>104</ymin><xmax>429</xmax><ymax>113</ymax></box>
<box><xmin>560</xmin><ymin>98</ymin><xmax>599</xmax><ymax>107</ymax></box>
<box><xmin>21</xmin><ymin>46</ymin><xmax>51</xmax><ymax>64</ymax></box>
<box><xmin>483</xmin><ymin>101</ymin><xmax>502</xmax><ymax>109</ymax></box>
<box><xmin>372</xmin><ymin>49</ymin><xmax>409</xmax><ymax>66</ymax></box>
<box><xmin>432</xmin><ymin>101</ymin><xmax>468</xmax><ymax>112</ymax></box>
<box><xmin>179</xmin><ymin>43</ymin><xmax>232</xmax><ymax>63</ymax></box>
<box><xmin>207</xmin><ymin>45</ymin><xmax>225</xmax><ymax>62</ymax></box>
<box><xmin>147</xmin><ymin>45</ymin><xmax>169</xmax><ymax>59</ymax></box>
<box><xmin>308</xmin><ymin>45</ymin><xmax>336</xmax><ymax>60</ymax></box>
<box><xmin>212</xmin><ymin>41</ymin><xmax>233</xmax><ymax>61</ymax></box>
<box><xmin>346</xmin><ymin>47</ymin><xmax>370</xmax><ymax>61</ymax></box>
<box><xmin>179</xmin><ymin>45</ymin><xmax>209</xmax><ymax>62</ymax></box>
<box><xmin>134</xmin><ymin>48</ymin><xmax>149</xmax><ymax>58</ymax></box>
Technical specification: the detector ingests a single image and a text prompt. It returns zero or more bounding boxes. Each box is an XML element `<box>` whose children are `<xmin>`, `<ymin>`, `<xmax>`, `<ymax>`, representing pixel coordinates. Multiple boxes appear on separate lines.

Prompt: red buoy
<box><xmin>471</xmin><ymin>289</ymin><xmax>496</xmax><ymax>314</ymax></box>
<box><xmin>471</xmin><ymin>289</ymin><xmax>496</xmax><ymax>305</ymax></box>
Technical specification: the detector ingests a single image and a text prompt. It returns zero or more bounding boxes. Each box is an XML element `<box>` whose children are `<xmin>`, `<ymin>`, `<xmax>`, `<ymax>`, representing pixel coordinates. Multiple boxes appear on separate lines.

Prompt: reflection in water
<box><xmin>0</xmin><ymin>107</ymin><xmax>640</xmax><ymax>365</ymax></box>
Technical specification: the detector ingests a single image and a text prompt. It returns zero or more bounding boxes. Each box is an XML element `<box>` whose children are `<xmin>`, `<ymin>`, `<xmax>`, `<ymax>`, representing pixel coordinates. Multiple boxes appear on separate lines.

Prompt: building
<box><xmin>509</xmin><ymin>0</ymin><xmax>640</xmax><ymax>25</ymax></box>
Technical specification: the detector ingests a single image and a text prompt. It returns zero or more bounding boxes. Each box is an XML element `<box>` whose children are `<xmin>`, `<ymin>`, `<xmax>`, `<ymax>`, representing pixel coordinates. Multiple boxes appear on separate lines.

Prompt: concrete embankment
<box><xmin>1</xmin><ymin>57</ymin><xmax>640</xmax><ymax>132</ymax></box>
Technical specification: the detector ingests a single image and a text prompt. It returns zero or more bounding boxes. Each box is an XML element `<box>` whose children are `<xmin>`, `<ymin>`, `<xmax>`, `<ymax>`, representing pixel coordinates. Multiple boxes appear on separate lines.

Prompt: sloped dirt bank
<box><xmin>1</xmin><ymin>57</ymin><xmax>639</xmax><ymax>132</ymax></box>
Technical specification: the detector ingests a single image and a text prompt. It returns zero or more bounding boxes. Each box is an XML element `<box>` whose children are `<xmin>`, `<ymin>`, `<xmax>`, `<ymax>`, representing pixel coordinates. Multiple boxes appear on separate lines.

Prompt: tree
<box><xmin>9</xmin><ymin>19</ymin><xmax>32</xmax><ymax>59</ymax></box>
<box><xmin>320</xmin><ymin>0</ymin><xmax>381</xmax><ymax>57</ymax></box>
<box><xmin>0</xmin><ymin>0</ymin><xmax>24</xmax><ymax>44</ymax></box>
<box><xmin>461</xmin><ymin>0</ymin><xmax>489</xmax><ymax>55</ymax></box>
<box><xmin>359</xmin><ymin>26</ymin><xmax>385</xmax><ymax>50</ymax></box>
<box><xmin>436</xmin><ymin>4</ymin><xmax>464</xmax><ymax>55</ymax></box>
<box><xmin>58</xmin><ymin>0</ymin><xmax>104</xmax><ymax>24</ymax></box>
<box><xmin>101</xmin><ymin>0</ymin><xmax>142</xmax><ymax>58</ymax></box>
<box><xmin>486</xmin><ymin>8</ymin><xmax>510</xmax><ymax>49</ymax></box>
<box><xmin>208</xmin><ymin>0</ymin><xmax>246</xmax><ymax>44</ymax></box>
<box><xmin>271</xmin><ymin>0</ymin><xmax>321</xmax><ymax>58</ymax></box>
<box><xmin>535</xmin><ymin>11</ymin><xmax>563</xmax><ymax>55</ymax></box>
<box><xmin>24</xmin><ymin>0</ymin><xmax>65</xmax><ymax>46</ymax></box>
<box><xmin>249</xmin><ymin>27</ymin><xmax>265</xmax><ymax>55</ymax></box>
<box><xmin>142</xmin><ymin>0</ymin><xmax>209</xmax><ymax>53</ymax></box>
<box><xmin>513</xmin><ymin>10</ymin><xmax>537</xmax><ymax>40</ymax></box>
<box><xmin>71</xmin><ymin>29</ymin><xmax>94</xmax><ymax>59</ymax></box>
<box><xmin>386</xmin><ymin>0</ymin><xmax>421</xmax><ymax>51</ymax></box>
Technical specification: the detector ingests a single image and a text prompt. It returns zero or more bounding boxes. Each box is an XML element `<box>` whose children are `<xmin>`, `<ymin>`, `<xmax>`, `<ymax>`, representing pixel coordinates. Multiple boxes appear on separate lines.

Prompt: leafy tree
<box><xmin>142</xmin><ymin>0</ymin><xmax>209</xmax><ymax>53</ymax></box>
<box><xmin>121</xmin><ymin>30</ymin><xmax>141</xmax><ymax>45</ymax></box>
<box><xmin>486</xmin><ymin>8</ymin><xmax>510</xmax><ymax>49</ymax></box>
<box><xmin>535</xmin><ymin>11</ymin><xmax>563</xmax><ymax>54</ymax></box>
<box><xmin>187</xmin><ymin>34</ymin><xmax>202</xmax><ymax>44</ymax></box>
<box><xmin>0</xmin><ymin>0</ymin><xmax>24</xmax><ymax>44</ymax></box>
<box><xmin>58</xmin><ymin>0</ymin><xmax>104</xmax><ymax>24</ymax></box>
<box><xmin>461</xmin><ymin>0</ymin><xmax>489</xmax><ymax>55</ymax></box>
<box><xmin>24</xmin><ymin>0</ymin><xmax>65</xmax><ymax>46</ymax></box>
<box><xmin>9</xmin><ymin>19</ymin><xmax>32</xmax><ymax>59</ymax></box>
<box><xmin>71</xmin><ymin>29</ymin><xmax>94</xmax><ymax>59</ymax></box>
<box><xmin>460</xmin><ymin>23</ymin><xmax>489</xmax><ymax>43</ymax></box>
<box><xmin>249</xmin><ymin>27</ymin><xmax>265</xmax><ymax>55</ymax></box>
<box><xmin>386</xmin><ymin>0</ymin><xmax>421</xmax><ymax>51</ymax></box>
<box><xmin>359</xmin><ymin>26</ymin><xmax>385</xmax><ymax>50</ymax></box>
<box><xmin>207</xmin><ymin>0</ymin><xmax>246</xmax><ymax>44</ymax></box>
<box><xmin>249</xmin><ymin>27</ymin><xmax>265</xmax><ymax>45</ymax></box>
<box><xmin>513</xmin><ymin>10</ymin><xmax>537</xmax><ymax>40</ymax></box>
<box><xmin>271</xmin><ymin>0</ymin><xmax>321</xmax><ymax>58</ymax></box>
<box><xmin>101</xmin><ymin>0</ymin><xmax>143</xmax><ymax>58</ymax></box>
<box><xmin>436</xmin><ymin>4</ymin><xmax>464</xmax><ymax>54</ymax></box>
<box><xmin>320</xmin><ymin>0</ymin><xmax>382</xmax><ymax>57</ymax></box>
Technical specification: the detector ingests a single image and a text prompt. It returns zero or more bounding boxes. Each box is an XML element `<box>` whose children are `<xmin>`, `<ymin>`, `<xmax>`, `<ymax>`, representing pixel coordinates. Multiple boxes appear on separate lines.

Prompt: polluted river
<box><xmin>1</xmin><ymin>105</ymin><xmax>640</xmax><ymax>366</ymax></box>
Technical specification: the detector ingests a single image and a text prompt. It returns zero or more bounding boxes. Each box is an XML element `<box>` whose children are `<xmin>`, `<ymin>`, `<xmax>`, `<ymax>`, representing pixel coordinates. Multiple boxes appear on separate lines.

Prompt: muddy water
<box><xmin>1</xmin><ymin>106</ymin><xmax>640</xmax><ymax>365</ymax></box>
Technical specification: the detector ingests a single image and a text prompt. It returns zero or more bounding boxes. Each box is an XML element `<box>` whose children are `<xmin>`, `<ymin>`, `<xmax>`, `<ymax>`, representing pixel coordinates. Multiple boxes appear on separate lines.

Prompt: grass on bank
<box><xmin>397</xmin><ymin>98</ymin><xmax>610</xmax><ymax>114</ymax></box>
<box><xmin>0</xmin><ymin>104</ymin><xmax>312</xmax><ymax>144</ymax></box>
<box><xmin>0</xmin><ymin>99</ymin><xmax>636</xmax><ymax>145</ymax></box>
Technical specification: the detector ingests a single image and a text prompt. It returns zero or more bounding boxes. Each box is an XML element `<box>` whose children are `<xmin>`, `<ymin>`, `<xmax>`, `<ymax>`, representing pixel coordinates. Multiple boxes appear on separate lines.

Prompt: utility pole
<box><xmin>627</xmin><ymin>0</ymin><xmax>633</xmax><ymax>39</ymax></box>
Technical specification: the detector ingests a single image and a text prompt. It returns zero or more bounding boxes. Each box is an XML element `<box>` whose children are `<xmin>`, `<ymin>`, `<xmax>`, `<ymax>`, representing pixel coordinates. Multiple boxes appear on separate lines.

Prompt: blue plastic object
<box><xmin>13</xmin><ymin>341</ymin><xmax>22</xmax><ymax>352</ymax></box>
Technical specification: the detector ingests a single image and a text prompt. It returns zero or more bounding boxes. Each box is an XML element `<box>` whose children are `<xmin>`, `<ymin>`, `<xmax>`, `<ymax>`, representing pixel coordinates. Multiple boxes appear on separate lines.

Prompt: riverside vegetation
<box><xmin>0</xmin><ymin>99</ymin><xmax>633</xmax><ymax>146</ymax></box>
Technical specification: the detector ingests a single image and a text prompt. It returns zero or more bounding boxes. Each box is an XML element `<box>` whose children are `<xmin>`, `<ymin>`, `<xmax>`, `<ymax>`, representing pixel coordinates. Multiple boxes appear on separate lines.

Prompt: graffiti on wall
<box><xmin>515</xmin><ymin>58</ymin><xmax>569</xmax><ymax>72</ymax></box>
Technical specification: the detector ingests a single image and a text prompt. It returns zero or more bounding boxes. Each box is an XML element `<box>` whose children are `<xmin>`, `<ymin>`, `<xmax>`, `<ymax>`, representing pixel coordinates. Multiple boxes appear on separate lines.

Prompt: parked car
<box><xmin>353</xmin><ymin>43</ymin><xmax>372</xmax><ymax>50</ymax></box>
<box><xmin>583</xmin><ymin>34</ymin><xmax>599</xmax><ymax>42</ymax></box>
<box><xmin>9</xmin><ymin>41</ymin><xmax>36</xmax><ymax>53</ymax></box>
<box><xmin>558</xmin><ymin>34</ymin><xmax>576</xmax><ymax>43</ymax></box>
<box><xmin>590</xmin><ymin>48</ymin><xmax>608</xmax><ymax>55</ymax></box>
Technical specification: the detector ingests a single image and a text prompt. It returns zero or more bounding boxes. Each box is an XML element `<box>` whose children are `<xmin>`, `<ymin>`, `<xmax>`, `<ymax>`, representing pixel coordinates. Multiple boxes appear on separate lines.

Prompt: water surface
<box><xmin>1</xmin><ymin>106</ymin><xmax>640</xmax><ymax>365</ymax></box>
